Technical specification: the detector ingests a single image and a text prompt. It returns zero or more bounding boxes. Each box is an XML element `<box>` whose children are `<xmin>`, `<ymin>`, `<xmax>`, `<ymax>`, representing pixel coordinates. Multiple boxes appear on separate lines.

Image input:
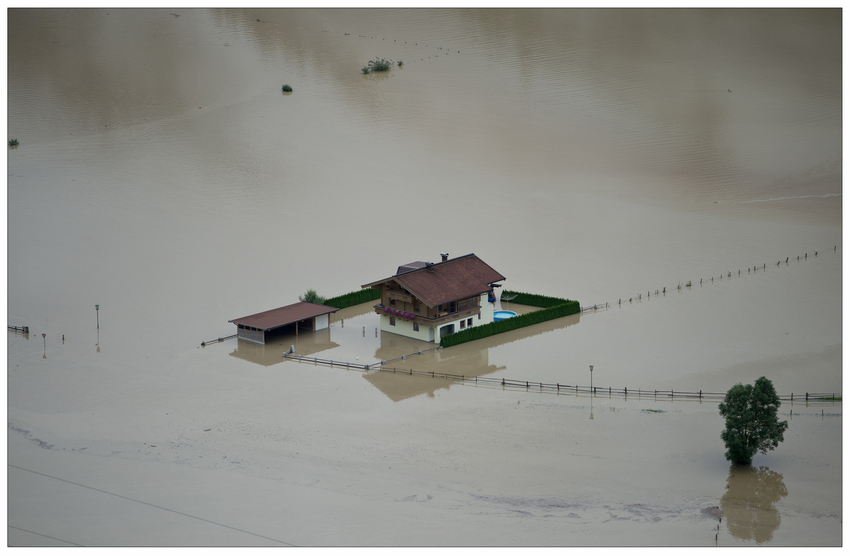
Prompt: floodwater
<box><xmin>7</xmin><ymin>8</ymin><xmax>841</xmax><ymax>546</ymax></box>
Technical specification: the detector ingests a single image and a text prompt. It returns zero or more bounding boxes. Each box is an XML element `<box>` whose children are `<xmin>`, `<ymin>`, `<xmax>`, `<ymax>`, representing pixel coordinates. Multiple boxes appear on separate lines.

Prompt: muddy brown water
<box><xmin>7</xmin><ymin>9</ymin><xmax>841</xmax><ymax>546</ymax></box>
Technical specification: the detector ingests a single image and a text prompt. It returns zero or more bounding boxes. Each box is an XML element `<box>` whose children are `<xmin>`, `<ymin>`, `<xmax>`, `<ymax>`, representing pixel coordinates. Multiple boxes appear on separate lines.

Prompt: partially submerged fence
<box><xmin>591</xmin><ymin>246</ymin><xmax>838</xmax><ymax>314</ymax></box>
<box><xmin>282</xmin><ymin>352</ymin><xmax>840</xmax><ymax>405</ymax></box>
<box><xmin>201</xmin><ymin>334</ymin><xmax>236</xmax><ymax>347</ymax></box>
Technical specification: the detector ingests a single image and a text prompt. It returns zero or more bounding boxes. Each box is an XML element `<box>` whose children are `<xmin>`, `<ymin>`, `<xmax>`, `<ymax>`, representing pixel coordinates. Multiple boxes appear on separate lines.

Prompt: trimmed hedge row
<box><xmin>500</xmin><ymin>290</ymin><xmax>569</xmax><ymax>308</ymax></box>
<box><xmin>324</xmin><ymin>288</ymin><xmax>381</xmax><ymax>309</ymax></box>
<box><xmin>439</xmin><ymin>296</ymin><xmax>580</xmax><ymax>348</ymax></box>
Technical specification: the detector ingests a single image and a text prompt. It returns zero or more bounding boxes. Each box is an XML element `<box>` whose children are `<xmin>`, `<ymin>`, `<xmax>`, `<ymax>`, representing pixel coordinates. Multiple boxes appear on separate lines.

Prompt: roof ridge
<box><xmin>395</xmin><ymin>252</ymin><xmax>476</xmax><ymax>277</ymax></box>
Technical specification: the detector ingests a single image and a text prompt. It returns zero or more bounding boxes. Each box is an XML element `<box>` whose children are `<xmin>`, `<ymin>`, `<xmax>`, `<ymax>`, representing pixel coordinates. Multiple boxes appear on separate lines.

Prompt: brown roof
<box><xmin>229</xmin><ymin>301</ymin><xmax>338</xmax><ymax>331</ymax></box>
<box><xmin>363</xmin><ymin>253</ymin><xmax>505</xmax><ymax>308</ymax></box>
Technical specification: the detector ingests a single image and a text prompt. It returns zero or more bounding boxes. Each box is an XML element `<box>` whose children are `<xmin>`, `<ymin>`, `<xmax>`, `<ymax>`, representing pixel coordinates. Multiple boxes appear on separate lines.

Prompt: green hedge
<box><xmin>440</xmin><ymin>296</ymin><xmax>580</xmax><ymax>348</ymax></box>
<box><xmin>323</xmin><ymin>288</ymin><xmax>381</xmax><ymax>309</ymax></box>
<box><xmin>500</xmin><ymin>290</ymin><xmax>569</xmax><ymax>308</ymax></box>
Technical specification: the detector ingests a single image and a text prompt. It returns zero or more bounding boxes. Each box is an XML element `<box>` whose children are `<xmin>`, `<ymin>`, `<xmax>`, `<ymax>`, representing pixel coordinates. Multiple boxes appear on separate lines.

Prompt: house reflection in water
<box><xmin>365</xmin><ymin>311</ymin><xmax>581</xmax><ymax>402</ymax></box>
<box><xmin>229</xmin><ymin>327</ymin><xmax>339</xmax><ymax>367</ymax></box>
<box><xmin>227</xmin><ymin>297</ymin><xmax>581</xmax><ymax>403</ymax></box>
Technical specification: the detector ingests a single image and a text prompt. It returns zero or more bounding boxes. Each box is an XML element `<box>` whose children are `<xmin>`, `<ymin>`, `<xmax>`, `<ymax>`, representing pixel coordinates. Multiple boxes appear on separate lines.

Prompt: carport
<box><xmin>229</xmin><ymin>301</ymin><xmax>339</xmax><ymax>344</ymax></box>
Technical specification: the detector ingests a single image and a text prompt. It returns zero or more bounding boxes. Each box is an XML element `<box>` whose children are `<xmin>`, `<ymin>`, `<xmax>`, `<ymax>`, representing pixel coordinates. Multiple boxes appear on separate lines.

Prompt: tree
<box><xmin>298</xmin><ymin>288</ymin><xmax>326</xmax><ymax>305</ymax></box>
<box><xmin>719</xmin><ymin>377</ymin><xmax>788</xmax><ymax>465</ymax></box>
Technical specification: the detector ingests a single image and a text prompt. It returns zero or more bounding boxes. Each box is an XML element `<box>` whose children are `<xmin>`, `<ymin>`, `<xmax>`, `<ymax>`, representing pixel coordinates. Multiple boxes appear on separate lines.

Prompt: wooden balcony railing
<box><xmin>373</xmin><ymin>304</ymin><xmax>481</xmax><ymax>327</ymax></box>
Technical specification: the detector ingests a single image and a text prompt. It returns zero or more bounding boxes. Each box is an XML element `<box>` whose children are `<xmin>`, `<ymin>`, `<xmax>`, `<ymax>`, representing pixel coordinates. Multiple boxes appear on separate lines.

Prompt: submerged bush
<box><xmin>281</xmin><ymin>84</ymin><xmax>293</xmax><ymax>92</ymax></box>
<box><xmin>362</xmin><ymin>57</ymin><xmax>394</xmax><ymax>74</ymax></box>
<box><xmin>8</xmin><ymin>138</ymin><xmax>18</xmax><ymax>147</ymax></box>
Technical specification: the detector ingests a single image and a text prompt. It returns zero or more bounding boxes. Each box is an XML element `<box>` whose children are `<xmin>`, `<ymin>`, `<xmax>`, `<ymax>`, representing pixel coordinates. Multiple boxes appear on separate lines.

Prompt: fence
<box><xmin>588</xmin><ymin>246</ymin><xmax>840</xmax><ymax>314</ymax></box>
<box><xmin>8</xmin><ymin>325</ymin><xmax>29</xmax><ymax>334</ymax></box>
<box><xmin>201</xmin><ymin>334</ymin><xmax>236</xmax><ymax>347</ymax></box>
<box><xmin>281</xmin><ymin>353</ymin><xmax>840</xmax><ymax>405</ymax></box>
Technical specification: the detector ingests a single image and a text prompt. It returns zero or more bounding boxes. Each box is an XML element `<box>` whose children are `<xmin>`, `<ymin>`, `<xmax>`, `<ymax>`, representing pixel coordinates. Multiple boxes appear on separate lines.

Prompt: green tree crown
<box><xmin>719</xmin><ymin>377</ymin><xmax>788</xmax><ymax>465</ymax></box>
<box><xmin>298</xmin><ymin>288</ymin><xmax>326</xmax><ymax>305</ymax></box>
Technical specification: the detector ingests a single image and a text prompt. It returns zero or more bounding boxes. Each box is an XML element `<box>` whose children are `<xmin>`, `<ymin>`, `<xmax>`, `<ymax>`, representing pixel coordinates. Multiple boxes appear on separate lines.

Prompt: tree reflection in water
<box><xmin>720</xmin><ymin>465</ymin><xmax>788</xmax><ymax>544</ymax></box>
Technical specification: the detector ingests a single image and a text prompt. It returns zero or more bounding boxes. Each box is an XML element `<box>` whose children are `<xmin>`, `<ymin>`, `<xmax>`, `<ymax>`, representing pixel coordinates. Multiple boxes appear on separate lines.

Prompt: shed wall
<box><xmin>237</xmin><ymin>326</ymin><xmax>265</xmax><ymax>344</ymax></box>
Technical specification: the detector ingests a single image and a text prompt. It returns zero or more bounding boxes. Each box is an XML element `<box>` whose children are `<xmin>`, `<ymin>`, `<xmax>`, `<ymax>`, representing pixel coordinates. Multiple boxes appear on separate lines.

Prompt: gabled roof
<box><xmin>229</xmin><ymin>302</ymin><xmax>338</xmax><ymax>331</ymax></box>
<box><xmin>362</xmin><ymin>253</ymin><xmax>505</xmax><ymax>308</ymax></box>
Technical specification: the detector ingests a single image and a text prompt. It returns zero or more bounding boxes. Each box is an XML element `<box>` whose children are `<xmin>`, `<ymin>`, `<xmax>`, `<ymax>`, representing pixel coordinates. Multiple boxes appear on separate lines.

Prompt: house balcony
<box><xmin>373</xmin><ymin>304</ymin><xmax>482</xmax><ymax>327</ymax></box>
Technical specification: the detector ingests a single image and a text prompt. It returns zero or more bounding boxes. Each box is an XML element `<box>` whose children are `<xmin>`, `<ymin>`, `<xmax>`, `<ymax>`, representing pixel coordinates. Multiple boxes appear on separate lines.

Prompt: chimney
<box><xmin>440</xmin><ymin>252</ymin><xmax>449</xmax><ymax>262</ymax></box>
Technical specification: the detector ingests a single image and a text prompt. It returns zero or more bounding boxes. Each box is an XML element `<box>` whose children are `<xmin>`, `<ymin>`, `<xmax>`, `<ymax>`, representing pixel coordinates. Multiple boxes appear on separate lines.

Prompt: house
<box><xmin>361</xmin><ymin>253</ymin><xmax>506</xmax><ymax>343</ymax></box>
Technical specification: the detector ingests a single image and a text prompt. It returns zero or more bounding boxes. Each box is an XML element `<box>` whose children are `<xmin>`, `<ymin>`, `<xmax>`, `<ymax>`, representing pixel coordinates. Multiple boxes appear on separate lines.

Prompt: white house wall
<box><xmin>380</xmin><ymin>314</ymin><xmax>431</xmax><ymax>342</ymax></box>
<box><xmin>479</xmin><ymin>292</ymin><xmax>495</xmax><ymax>323</ymax></box>
<box><xmin>382</xmin><ymin>292</ymin><xmax>498</xmax><ymax>343</ymax></box>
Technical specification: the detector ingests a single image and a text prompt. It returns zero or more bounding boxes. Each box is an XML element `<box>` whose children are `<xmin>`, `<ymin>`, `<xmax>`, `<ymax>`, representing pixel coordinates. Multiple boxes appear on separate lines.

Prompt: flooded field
<box><xmin>7</xmin><ymin>8</ymin><xmax>841</xmax><ymax>546</ymax></box>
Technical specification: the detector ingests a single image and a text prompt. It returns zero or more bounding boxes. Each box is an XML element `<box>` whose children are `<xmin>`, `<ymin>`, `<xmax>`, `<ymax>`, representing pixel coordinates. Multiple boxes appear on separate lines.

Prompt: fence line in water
<box><xmin>201</xmin><ymin>334</ymin><xmax>237</xmax><ymax>347</ymax></box>
<box><xmin>577</xmin><ymin>246</ymin><xmax>839</xmax><ymax>314</ymax></box>
<box><xmin>282</xmin><ymin>353</ymin><xmax>840</xmax><ymax>406</ymax></box>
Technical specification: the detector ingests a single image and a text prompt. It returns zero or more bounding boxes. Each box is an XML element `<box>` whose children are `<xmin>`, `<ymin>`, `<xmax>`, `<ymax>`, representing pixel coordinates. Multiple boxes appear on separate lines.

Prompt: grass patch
<box><xmin>324</xmin><ymin>289</ymin><xmax>381</xmax><ymax>309</ymax></box>
<box><xmin>281</xmin><ymin>84</ymin><xmax>293</xmax><ymax>92</ymax></box>
<box><xmin>816</xmin><ymin>396</ymin><xmax>842</xmax><ymax>401</ymax></box>
<box><xmin>642</xmin><ymin>409</ymin><xmax>665</xmax><ymax>413</ymax></box>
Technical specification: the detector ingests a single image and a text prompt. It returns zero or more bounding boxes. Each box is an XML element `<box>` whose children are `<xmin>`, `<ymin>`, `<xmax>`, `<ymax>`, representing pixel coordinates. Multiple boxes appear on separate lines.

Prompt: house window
<box><xmin>390</xmin><ymin>299</ymin><xmax>396</xmax><ymax>305</ymax></box>
<box><xmin>460</xmin><ymin>320</ymin><xmax>466</xmax><ymax>329</ymax></box>
<box><xmin>467</xmin><ymin>318</ymin><xmax>473</xmax><ymax>327</ymax></box>
<box><xmin>390</xmin><ymin>317</ymin><xmax>396</xmax><ymax>326</ymax></box>
<box><xmin>414</xmin><ymin>304</ymin><xmax>420</xmax><ymax>312</ymax></box>
<box><xmin>413</xmin><ymin>322</ymin><xmax>419</xmax><ymax>332</ymax></box>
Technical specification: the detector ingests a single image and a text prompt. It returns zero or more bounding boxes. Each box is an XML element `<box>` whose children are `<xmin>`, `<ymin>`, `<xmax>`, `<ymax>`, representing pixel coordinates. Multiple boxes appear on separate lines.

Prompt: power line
<box><xmin>8</xmin><ymin>464</ymin><xmax>294</xmax><ymax>546</ymax></box>
<box><xmin>8</xmin><ymin>525</ymin><xmax>82</xmax><ymax>546</ymax></box>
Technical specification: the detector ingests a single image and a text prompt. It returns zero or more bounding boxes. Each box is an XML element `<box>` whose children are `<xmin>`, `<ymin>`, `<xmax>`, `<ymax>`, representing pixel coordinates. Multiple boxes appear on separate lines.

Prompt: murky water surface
<box><xmin>7</xmin><ymin>8</ymin><xmax>841</xmax><ymax>546</ymax></box>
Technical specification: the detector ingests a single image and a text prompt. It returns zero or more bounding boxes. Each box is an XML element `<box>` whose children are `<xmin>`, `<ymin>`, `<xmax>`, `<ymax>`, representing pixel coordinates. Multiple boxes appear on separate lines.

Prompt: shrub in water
<box><xmin>8</xmin><ymin>138</ymin><xmax>18</xmax><ymax>147</ymax></box>
<box><xmin>362</xmin><ymin>57</ymin><xmax>394</xmax><ymax>74</ymax></box>
<box><xmin>281</xmin><ymin>84</ymin><xmax>293</xmax><ymax>92</ymax></box>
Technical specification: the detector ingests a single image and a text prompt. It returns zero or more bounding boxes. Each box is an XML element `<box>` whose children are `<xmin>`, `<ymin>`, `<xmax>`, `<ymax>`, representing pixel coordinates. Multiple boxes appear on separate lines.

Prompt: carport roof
<box><xmin>229</xmin><ymin>302</ymin><xmax>338</xmax><ymax>331</ymax></box>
